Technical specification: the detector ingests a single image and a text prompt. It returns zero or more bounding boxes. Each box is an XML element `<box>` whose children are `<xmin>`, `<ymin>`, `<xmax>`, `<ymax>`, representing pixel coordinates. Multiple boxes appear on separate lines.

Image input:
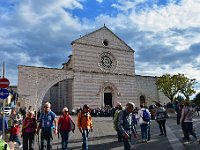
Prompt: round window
<box><xmin>99</xmin><ymin>52</ymin><xmax>116</xmax><ymax>72</ymax></box>
<box><xmin>102</xmin><ymin>39</ymin><xmax>109</xmax><ymax>46</ymax></box>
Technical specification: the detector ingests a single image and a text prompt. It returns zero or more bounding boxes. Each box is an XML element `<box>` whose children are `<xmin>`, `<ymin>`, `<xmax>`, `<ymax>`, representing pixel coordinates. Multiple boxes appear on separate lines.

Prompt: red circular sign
<box><xmin>0</xmin><ymin>78</ymin><xmax>10</xmax><ymax>88</ymax></box>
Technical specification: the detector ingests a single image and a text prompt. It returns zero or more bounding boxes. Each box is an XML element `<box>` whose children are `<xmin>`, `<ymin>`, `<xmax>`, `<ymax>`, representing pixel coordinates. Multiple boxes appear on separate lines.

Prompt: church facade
<box><xmin>17</xmin><ymin>26</ymin><xmax>169</xmax><ymax>112</ymax></box>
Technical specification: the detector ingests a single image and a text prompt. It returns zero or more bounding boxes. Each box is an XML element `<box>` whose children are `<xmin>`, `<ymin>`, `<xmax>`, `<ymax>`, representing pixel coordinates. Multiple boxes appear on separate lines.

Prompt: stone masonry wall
<box><xmin>17</xmin><ymin>66</ymin><xmax>73</xmax><ymax>110</ymax></box>
<box><xmin>136</xmin><ymin>75</ymin><xmax>170</xmax><ymax>106</ymax></box>
<box><xmin>73</xmin><ymin>71</ymin><xmax>139</xmax><ymax>109</ymax></box>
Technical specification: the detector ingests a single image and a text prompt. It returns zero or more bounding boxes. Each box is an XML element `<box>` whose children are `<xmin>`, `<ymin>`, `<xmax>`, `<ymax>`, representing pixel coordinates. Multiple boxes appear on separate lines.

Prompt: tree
<box><xmin>193</xmin><ymin>93</ymin><xmax>200</xmax><ymax>105</ymax></box>
<box><xmin>156</xmin><ymin>73</ymin><xmax>197</xmax><ymax>102</ymax></box>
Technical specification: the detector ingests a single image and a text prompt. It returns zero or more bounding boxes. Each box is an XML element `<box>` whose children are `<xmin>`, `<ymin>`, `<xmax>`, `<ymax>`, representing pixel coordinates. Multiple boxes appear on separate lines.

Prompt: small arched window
<box><xmin>140</xmin><ymin>95</ymin><xmax>146</xmax><ymax>105</ymax></box>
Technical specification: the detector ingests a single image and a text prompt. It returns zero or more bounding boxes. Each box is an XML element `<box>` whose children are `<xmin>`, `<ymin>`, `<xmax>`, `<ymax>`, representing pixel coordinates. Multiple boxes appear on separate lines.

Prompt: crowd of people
<box><xmin>0</xmin><ymin>102</ymin><xmax>93</xmax><ymax>150</ymax></box>
<box><xmin>0</xmin><ymin>100</ymin><xmax>199</xmax><ymax>150</ymax></box>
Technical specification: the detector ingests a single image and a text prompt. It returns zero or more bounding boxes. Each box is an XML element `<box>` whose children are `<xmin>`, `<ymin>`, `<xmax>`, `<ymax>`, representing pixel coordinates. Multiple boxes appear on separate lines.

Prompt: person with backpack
<box><xmin>0</xmin><ymin>112</ymin><xmax>8</xmax><ymax>140</ymax></box>
<box><xmin>155</xmin><ymin>103</ymin><xmax>168</xmax><ymax>137</ymax></box>
<box><xmin>58</xmin><ymin>107</ymin><xmax>75</xmax><ymax>150</ymax></box>
<box><xmin>77</xmin><ymin>104</ymin><xmax>93</xmax><ymax>150</ymax></box>
<box><xmin>137</xmin><ymin>104</ymin><xmax>151</xmax><ymax>143</ymax></box>
<box><xmin>113</xmin><ymin>102</ymin><xmax>123</xmax><ymax>142</ymax></box>
<box><xmin>36</xmin><ymin>102</ymin><xmax>58</xmax><ymax>150</ymax></box>
<box><xmin>118</xmin><ymin>102</ymin><xmax>136</xmax><ymax>150</ymax></box>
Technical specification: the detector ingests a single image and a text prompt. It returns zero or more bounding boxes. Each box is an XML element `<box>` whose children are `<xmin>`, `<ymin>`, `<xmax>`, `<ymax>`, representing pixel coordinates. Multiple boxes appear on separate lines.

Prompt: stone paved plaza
<box><xmin>11</xmin><ymin>116</ymin><xmax>200</xmax><ymax>150</ymax></box>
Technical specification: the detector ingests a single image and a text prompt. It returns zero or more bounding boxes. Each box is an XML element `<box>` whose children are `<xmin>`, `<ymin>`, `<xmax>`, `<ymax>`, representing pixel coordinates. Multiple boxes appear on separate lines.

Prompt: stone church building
<box><xmin>17</xmin><ymin>26</ymin><xmax>169</xmax><ymax>113</ymax></box>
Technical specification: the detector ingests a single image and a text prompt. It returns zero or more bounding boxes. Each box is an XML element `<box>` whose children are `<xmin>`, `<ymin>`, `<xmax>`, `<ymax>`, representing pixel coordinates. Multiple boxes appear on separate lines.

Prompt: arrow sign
<box><xmin>0</xmin><ymin>88</ymin><xmax>9</xmax><ymax>99</ymax></box>
<box><xmin>0</xmin><ymin>78</ymin><xmax>10</xmax><ymax>88</ymax></box>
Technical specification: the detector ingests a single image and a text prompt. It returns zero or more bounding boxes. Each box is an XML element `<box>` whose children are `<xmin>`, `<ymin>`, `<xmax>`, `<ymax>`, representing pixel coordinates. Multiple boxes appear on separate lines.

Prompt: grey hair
<box><xmin>45</xmin><ymin>102</ymin><xmax>51</xmax><ymax>108</ymax></box>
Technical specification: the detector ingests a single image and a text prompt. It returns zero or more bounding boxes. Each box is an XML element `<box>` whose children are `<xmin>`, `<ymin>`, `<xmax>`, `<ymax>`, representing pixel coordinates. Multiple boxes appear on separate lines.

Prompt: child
<box><xmin>9</xmin><ymin>120</ymin><xmax>22</xmax><ymax>148</ymax></box>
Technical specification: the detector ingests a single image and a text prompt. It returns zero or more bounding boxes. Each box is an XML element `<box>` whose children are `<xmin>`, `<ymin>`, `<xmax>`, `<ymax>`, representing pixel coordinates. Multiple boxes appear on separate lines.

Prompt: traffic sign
<box><xmin>0</xmin><ymin>78</ymin><xmax>10</xmax><ymax>88</ymax></box>
<box><xmin>0</xmin><ymin>88</ymin><xmax>9</xmax><ymax>99</ymax></box>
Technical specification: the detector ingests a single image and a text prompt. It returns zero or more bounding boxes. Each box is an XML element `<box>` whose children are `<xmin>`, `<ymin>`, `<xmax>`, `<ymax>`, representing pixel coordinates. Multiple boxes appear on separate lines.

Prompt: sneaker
<box><xmin>142</xmin><ymin>139</ymin><xmax>145</xmax><ymax>143</ymax></box>
<box><xmin>183</xmin><ymin>141</ymin><xmax>190</xmax><ymax>145</ymax></box>
<box><xmin>19</xmin><ymin>145</ymin><xmax>23</xmax><ymax>148</ymax></box>
<box><xmin>14</xmin><ymin>142</ymin><xmax>17</xmax><ymax>145</ymax></box>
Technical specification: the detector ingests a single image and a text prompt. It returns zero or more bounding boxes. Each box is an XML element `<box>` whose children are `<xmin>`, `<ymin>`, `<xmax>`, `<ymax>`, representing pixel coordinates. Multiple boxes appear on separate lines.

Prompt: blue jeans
<box><xmin>148</xmin><ymin>123</ymin><xmax>151</xmax><ymax>140</ymax></box>
<box><xmin>82</xmin><ymin>129</ymin><xmax>89</xmax><ymax>150</ymax></box>
<box><xmin>140</xmin><ymin>124</ymin><xmax>148</xmax><ymax>140</ymax></box>
<box><xmin>10</xmin><ymin>135</ymin><xmax>21</xmax><ymax>146</ymax></box>
<box><xmin>60</xmin><ymin>130</ymin><xmax>70</xmax><ymax>150</ymax></box>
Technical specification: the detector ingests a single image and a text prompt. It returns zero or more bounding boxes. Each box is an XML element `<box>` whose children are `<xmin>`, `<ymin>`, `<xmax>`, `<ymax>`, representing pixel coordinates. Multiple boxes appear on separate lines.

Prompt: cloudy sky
<box><xmin>0</xmin><ymin>0</ymin><xmax>200</xmax><ymax>96</ymax></box>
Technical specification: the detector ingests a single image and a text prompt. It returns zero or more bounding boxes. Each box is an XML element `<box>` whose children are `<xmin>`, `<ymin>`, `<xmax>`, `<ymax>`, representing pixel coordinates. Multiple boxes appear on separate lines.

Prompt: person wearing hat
<box><xmin>77</xmin><ymin>104</ymin><xmax>93</xmax><ymax>150</ymax></box>
<box><xmin>58</xmin><ymin>107</ymin><xmax>75</xmax><ymax>150</ymax></box>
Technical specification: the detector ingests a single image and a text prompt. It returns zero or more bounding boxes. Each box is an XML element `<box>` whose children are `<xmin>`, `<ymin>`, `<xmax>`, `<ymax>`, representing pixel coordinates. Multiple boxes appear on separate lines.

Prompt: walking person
<box><xmin>0</xmin><ymin>112</ymin><xmax>8</xmax><ymax>139</ymax></box>
<box><xmin>77</xmin><ymin>104</ymin><xmax>93</xmax><ymax>150</ymax></box>
<box><xmin>37</xmin><ymin>102</ymin><xmax>58</xmax><ymax>150</ymax></box>
<box><xmin>180</xmin><ymin>101</ymin><xmax>197</xmax><ymax>144</ymax></box>
<box><xmin>155</xmin><ymin>103</ymin><xmax>168</xmax><ymax>136</ymax></box>
<box><xmin>58</xmin><ymin>107</ymin><xmax>75</xmax><ymax>150</ymax></box>
<box><xmin>9</xmin><ymin>120</ymin><xmax>22</xmax><ymax>148</ymax></box>
<box><xmin>118</xmin><ymin>102</ymin><xmax>136</xmax><ymax>150</ymax></box>
<box><xmin>137</xmin><ymin>104</ymin><xmax>151</xmax><ymax>143</ymax></box>
<box><xmin>22</xmin><ymin>110</ymin><xmax>37</xmax><ymax>150</ymax></box>
<box><xmin>8</xmin><ymin>109</ymin><xmax>20</xmax><ymax>129</ymax></box>
<box><xmin>113</xmin><ymin>102</ymin><xmax>123</xmax><ymax>142</ymax></box>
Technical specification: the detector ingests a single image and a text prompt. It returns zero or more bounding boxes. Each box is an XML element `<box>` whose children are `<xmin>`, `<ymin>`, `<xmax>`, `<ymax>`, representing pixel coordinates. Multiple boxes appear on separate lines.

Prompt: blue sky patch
<box><xmin>67</xmin><ymin>0</ymin><xmax>119</xmax><ymax>20</ymax></box>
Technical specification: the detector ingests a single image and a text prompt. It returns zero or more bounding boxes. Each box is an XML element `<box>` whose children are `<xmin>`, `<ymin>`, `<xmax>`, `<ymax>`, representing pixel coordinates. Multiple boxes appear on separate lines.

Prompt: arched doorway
<box><xmin>140</xmin><ymin>95</ymin><xmax>146</xmax><ymax>105</ymax></box>
<box><xmin>104</xmin><ymin>86</ymin><xmax>113</xmax><ymax>108</ymax></box>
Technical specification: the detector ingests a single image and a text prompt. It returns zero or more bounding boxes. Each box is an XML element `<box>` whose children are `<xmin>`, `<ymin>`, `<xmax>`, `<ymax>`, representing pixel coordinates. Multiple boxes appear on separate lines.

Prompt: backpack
<box><xmin>142</xmin><ymin>109</ymin><xmax>150</xmax><ymax>122</ymax></box>
<box><xmin>113</xmin><ymin>110</ymin><xmax>121</xmax><ymax>131</ymax></box>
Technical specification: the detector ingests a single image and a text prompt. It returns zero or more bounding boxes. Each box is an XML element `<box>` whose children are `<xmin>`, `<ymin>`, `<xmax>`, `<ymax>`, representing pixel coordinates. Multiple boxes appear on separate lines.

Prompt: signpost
<box><xmin>0</xmin><ymin>78</ymin><xmax>10</xmax><ymax>89</ymax></box>
<box><xmin>0</xmin><ymin>62</ymin><xmax>10</xmax><ymax>140</ymax></box>
<box><xmin>0</xmin><ymin>88</ymin><xmax>9</xmax><ymax>99</ymax></box>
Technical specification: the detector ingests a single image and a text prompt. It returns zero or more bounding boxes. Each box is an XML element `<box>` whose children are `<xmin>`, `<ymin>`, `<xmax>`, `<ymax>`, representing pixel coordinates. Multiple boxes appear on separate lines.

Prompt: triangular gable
<box><xmin>71</xmin><ymin>26</ymin><xmax>134</xmax><ymax>52</ymax></box>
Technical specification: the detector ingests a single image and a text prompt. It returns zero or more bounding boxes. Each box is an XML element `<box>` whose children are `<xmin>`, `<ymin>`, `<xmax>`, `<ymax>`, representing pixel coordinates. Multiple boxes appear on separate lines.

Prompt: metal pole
<box><xmin>2</xmin><ymin>62</ymin><xmax>5</xmax><ymax>140</ymax></box>
<box><xmin>2</xmin><ymin>99</ymin><xmax>5</xmax><ymax>140</ymax></box>
<box><xmin>2</xmin><ymin>62</ymin><xmax>5</xmax><ymax>78</ymax></box>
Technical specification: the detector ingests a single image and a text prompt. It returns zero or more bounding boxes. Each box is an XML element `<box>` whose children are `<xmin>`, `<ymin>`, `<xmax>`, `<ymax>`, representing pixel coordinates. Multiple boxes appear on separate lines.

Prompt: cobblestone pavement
<box><xmin>11</xmin><ymin>116</ymin><xmax>200</xmax><ymax>150</ymax></box>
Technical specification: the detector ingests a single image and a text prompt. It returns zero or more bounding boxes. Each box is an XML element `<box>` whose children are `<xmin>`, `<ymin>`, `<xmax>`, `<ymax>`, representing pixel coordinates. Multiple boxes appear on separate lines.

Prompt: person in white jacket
<box><xmin>137</xmin><ymin>104</ymin><xmax>151</xmax><ymax>143</ymax></box>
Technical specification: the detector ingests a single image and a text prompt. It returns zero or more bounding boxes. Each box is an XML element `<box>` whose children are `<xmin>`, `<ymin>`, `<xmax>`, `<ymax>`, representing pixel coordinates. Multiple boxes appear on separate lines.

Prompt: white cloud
<box><xmin>18</xmin><ymin>0</ymin><xmax>84</xmax><ymax>27</ymax></box>
<box><xmin>129</xmin><ymin>0</ymin><xmax>200</xmax><ymax>32</ymax></box>
<box><xmin>112</xmin><ymin>0</ymin><xmax>145</xmax><ymax>13</ymax></box>
<box><xmin>96</xmin><ymin>0</ymin><xmax>104</xmax><ymax>3</ymax></box>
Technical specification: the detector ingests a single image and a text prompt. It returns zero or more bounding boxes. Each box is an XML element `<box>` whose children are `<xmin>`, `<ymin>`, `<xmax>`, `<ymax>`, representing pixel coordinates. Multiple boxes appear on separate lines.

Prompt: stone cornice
<box><xmin>73</xmin><ymin>69</ymin><xmax>135</xmax><ymax>77</ymax></box>
<box><xmin>72</xmin><ymin>42</ymin><xmax>134</xmax><ymax>53</ymax></box>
